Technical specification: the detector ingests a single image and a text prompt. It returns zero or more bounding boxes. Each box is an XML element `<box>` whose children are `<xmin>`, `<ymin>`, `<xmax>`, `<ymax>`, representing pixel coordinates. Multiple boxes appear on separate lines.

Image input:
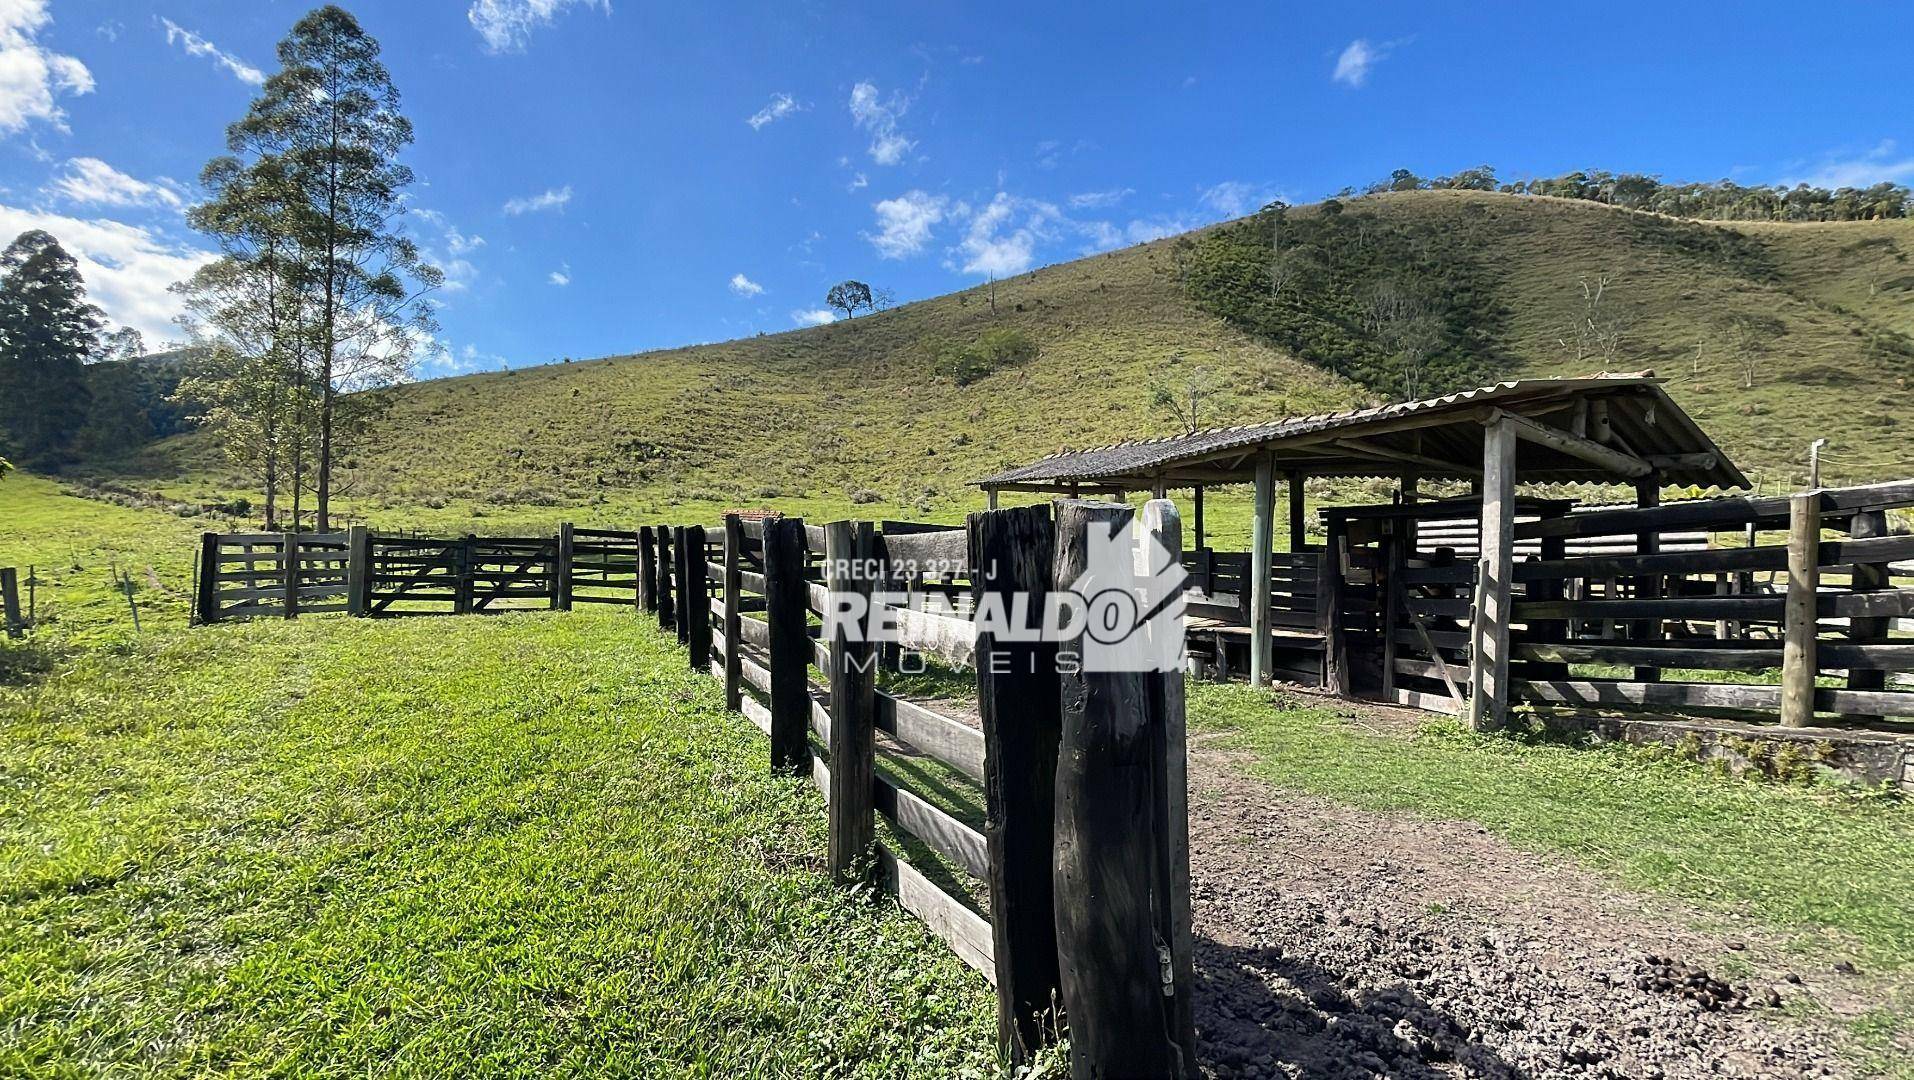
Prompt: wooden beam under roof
<box><xmin>1490</xmin><ymin>409</ymin><xmax>1652</xmax><ymax>479</ymax></box>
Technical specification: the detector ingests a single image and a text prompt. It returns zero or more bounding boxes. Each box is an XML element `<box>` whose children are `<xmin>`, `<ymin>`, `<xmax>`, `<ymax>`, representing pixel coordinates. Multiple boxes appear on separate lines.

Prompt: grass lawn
<box><xmin>0</xmin><ymin>610</ymin><xmax>998</xmax><ymax>1076</ymax></box>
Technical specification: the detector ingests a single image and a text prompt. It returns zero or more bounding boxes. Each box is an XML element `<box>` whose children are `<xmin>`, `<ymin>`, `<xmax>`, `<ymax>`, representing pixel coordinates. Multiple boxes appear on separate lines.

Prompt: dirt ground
<box><xmin>1184</xmin><ymin>699</ymin><xmax>1904</xmax><ymax>1079</ymax></box>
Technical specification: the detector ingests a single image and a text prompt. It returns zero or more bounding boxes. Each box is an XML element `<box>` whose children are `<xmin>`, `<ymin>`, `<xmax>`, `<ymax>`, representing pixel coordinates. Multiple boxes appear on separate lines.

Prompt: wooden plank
<box><xmin>882</xmin><ymin>603</ymin><xmax>977</xmax><ymax>667</ymax></box>
<box><xmin>739</xmin><ymin>653</ymin><xmax>772</xmax><ymax>697</ymax></box>
<box><xmin>968</xmin><ymin>502</ymin><xmax>1062</xmax><ymax>1062</ymax></box>
<box><xmin>877</xmin><ymin>529</ymin><xmax>970</xmax><ymax>576</ymax></box>
<box><xmin>1498</xmin><ymin>409</ymin><xmax>1650</xmax><ymax>477</ymax></box>
<box><xmin>874</xmin><ymin>772</ymin><xmax>988</xmax><ymax>880</ymax></box>
<box><xmin>1394</xmin><ymin>687</ymin><xmax>1464</xmax><ymax>715</ymax></box>
<box><xmin>1846</xmin><ymin>508</ymin><xmax>1891</xmax><ymax>724</ymax></box>
<box><xmin>875</xmin><ymin>691</ymin><xmax>986</xmax><ymax>784</ymax></box>
<box><xmin>879</xmin><ymin>844</ymin><xmax>995</xmax><ymax>983</ymax></box>
<box><xmin>827</xmin><ymin>520</ymin><xmax>879</xmax><ymax>886</ymax></box>
<box><xmin>740</xmin><ymin>694</ymin><xmax>772</xmax><ymax>736</ymax></box>
<box><xmin>764</xmin><ymin>517</ymin><xmax>812</xmax><ymax>775</ymax></box>
<box><xmin>739</xmin><ymin>568</ymin><xmax>767</xmax><ymax>595</ymax></box>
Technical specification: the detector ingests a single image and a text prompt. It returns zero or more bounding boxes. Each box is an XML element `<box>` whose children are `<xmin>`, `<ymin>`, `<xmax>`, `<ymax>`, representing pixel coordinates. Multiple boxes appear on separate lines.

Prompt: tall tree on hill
<box><xmin>0</xmin><ymin>231</ymin><xmax>103</xmax><ymax>465</ymax></box>
<box><xmin>180</xmin><ymin>151</ymin><xmax>312</xmax><ymax>530</ymax></box>
<box><xmin>204</xmin><ymin>5</ymin><xmax>438</xmax><ymax>531</ymax></box>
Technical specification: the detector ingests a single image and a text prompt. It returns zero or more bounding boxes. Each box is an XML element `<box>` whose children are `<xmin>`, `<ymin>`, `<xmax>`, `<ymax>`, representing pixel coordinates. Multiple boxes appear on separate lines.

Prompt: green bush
<box><xmin>927</xmin><ymin>328</ymin><xmax>1040</xmax><ymax>386</ymax></box>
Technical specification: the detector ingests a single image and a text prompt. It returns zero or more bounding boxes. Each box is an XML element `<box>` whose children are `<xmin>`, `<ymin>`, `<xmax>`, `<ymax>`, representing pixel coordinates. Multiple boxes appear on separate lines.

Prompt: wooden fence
<box><xmin>662</xmin><ymin>504</ymin><xmax>1197</xmax><ymax>1074</ymax></box>
<box><xmin>187</xmin><ymin>505</ymin><xmax>1202</xmax><ymax>1072</ymax></box>
<box><xmin>193</xmin><ymin>524</ymin><xmax>645</xmax><ymax>623</ymax></box>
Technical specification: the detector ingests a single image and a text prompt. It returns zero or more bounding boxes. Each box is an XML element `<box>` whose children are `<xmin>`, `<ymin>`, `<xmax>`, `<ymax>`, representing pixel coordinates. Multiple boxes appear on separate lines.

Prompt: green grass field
<box><xmin>0</xmin><ymin>609</ymin><xmax>1001</xmax><ymax>1076</ymax></box>
<box><xmin>8</xmin><ymin>470</ymin><xmax>1914</xmax><ymax>1071</ymax></box>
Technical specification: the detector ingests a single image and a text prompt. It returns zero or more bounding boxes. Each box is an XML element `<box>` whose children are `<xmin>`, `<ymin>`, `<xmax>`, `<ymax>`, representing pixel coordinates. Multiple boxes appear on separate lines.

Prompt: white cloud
<box><xmin>409</xmin><ymin>208</ymin><xmax>484</xmax><ymax>293</ymax></box>
<box><xmin>848</xmin><ymin>171</ymin><xmax>868</xmax><ymax>192</ymax></box>
<box><xmin>503</xmin><ymin>185</ymin><xmax>572</xmax><ymax>215</ymax></box>
<box><xmin>548</xmin><ymin>263</ymin><xmax>570</xmax><ymax>286</ymax></box>
<box><xmin>866</xmin><ymin>189</ymin><xmax>947</xmax><ymax>258</ymax></box>
<box><xmin>1785</xmin><ymin>140</ymin><xmax>1914</xmax><ymax>190</ymax></box>
<box><xmin>954</xmin><ymin>193</ymin><xmax>1063</xmax><ymax>278</ymax></box>
<box><xmin>849</xmin><ymin>81</ymin><xmax>915</xmax><ymax>166</ymax></box>
<box><xmin>791</xmin><ymin>308</ymin><xmax>836</xmax><ymax>327</ymax></box>
<box><xmin>729</xmin><ymin>272</ymin><xmax>763</xmax><ymax>297</ymax></box>
<box><xmin>1333</xmin><ymin>38</ymin><xmax>1387</xmax><ymax>88</ymax></box>
<box><xmin>467</xmin><ymin>0</ymin><xmax>610</xmax><ymax>54</ymax></box>
<box><xmin>1201</xmin><ymin>180</ymin><xmax>1284</xmax><ymax>219</ymax></box>
<box><xmin>49</xmin><ymin>157</ymin><xmax>184</xmax><ymax>211</ymax></box>
<box><xmin>746</xmin><ymin>92</ymin><xmax>804</xmax><ymax>130</ymax></box>
<box><xmin>0</xmin><ymin>0</ymin><xmax>94</xmax><ymax>135</ymax></box>
<box><xmin>160</xmin><ymin>17</ymin><xmax>264</xmax><ymax>86</ymax></box>
<box><xmin>1068</xmin><ymin>187</ymin><xmax>1133</xmax><ymax>210</ymax></box>
<box><xmin>0</xmin><ymin>202</ymin><xmax>212</xmax><ymax>342</ymax></box>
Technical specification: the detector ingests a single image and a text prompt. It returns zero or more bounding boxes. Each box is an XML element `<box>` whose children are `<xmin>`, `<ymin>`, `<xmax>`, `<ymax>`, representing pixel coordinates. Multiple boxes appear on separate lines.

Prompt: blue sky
<box><xmin>2</xmin><ymin>0</ymin><xmax>1911</xmax><ymax>376</ymax></box>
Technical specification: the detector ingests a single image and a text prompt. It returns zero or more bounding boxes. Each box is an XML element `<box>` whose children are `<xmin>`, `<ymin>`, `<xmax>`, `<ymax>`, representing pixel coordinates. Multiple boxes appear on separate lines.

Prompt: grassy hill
<box><xmin>107</xmin><ymin>190</ymin><xmax>1914</xmax><ymax>527</ymax></box>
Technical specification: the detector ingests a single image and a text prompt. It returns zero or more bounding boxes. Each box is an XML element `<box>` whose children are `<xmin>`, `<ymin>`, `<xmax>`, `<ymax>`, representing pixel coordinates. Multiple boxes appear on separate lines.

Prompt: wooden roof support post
<box><xmin>985</xmin><ymin>486</ymin><xmax>999</xmax><ymax>511</ymax></box>
<box><xmin>1632</xmin><ymin>477</ymin><xmax>1662</xmax><ymax>682</ymax></box>
<box><xmin>1468</xmin><ymin>416</ymin><xmax>1517</xmax><ymax>732</ymax></box>
<box><xmin>1780</xmin><ymin>493</ymin><xmax>1820</xmax><ymax>727</ymax></box>
<box><xmin>1286</xmin><ymin>470</ymin><xmax>1308</xmax><ymax>553</ymax></box>
<box><xmin>1249</xmin><ymin>456</ymin><xmax>1275</xmax><ymax>686</ymax></box>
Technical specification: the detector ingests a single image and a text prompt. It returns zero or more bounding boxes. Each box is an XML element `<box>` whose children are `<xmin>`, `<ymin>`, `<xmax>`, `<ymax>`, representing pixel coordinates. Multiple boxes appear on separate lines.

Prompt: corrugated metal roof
<box><xmin>972</xmin><ymin>374</ymin><xmax>1747</xmax><ymax>491</ymax></box>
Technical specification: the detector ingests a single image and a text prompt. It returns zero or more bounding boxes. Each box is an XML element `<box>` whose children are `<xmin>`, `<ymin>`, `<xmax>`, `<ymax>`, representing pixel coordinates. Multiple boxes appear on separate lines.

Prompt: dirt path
<box><xmin>1185</xmin><ymin>720</ymin><xmax>1893</xmax><ymax>1078</ymax></box>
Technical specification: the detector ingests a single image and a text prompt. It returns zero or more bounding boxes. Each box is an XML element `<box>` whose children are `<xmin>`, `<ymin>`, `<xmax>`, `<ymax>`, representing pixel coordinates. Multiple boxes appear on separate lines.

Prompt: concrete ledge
<box><xmin>1524</xmin><ymin>707</ymin><xmax>1914</xmax><ymax>790</ymax></box>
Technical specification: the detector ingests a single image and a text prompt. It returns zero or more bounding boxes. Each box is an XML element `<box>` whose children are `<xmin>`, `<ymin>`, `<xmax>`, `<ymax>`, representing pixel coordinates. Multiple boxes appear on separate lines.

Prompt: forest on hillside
<box><xmin>1347</xmin><ymin>165</ymin><xmax>1910</xmax><ymax>223</ymax></box>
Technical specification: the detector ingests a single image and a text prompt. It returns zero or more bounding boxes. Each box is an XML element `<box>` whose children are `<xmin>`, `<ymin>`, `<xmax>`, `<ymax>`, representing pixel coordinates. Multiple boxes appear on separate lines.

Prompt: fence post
<box><xmin>1</xmin><ymin>568</ymin><xmax>21</xmax><ymax>639</ymax></box>
<box><xmin>1051</xmin><ymin>499</ymin><xmax>1196</xmax><ymax>1079</ymax></box>
<box><xmin>722</xmin><ymin>515</ymin><xmax>744</xmax><ymax>710</ymax></box>
<box><xmin>1142</xmin><ymin>498</ymin><xmax>1197</xmax><ymax>1065</ymax></box>
<box><xmin>970</xmin><ymin>504</ymin><xmax>1062</xmax><ymax>1063</ymax></box>
<box><xmin>763</xmin><ymin>516</ymin><xmax>811</xmax><ymax>775</ymax></box>
<box><xmin>281</xmin><ymin>531</ymin><xmax>299</xmax><ymax>619</ymax></box>
<box><xmin>454</xmin><ymin>535</ymin><xmax>476</xmax><ymax>615</ymax></box>
<box><xmin>637</xmin><ymin>525</ymin><xmax>655</xmax><ymax>612</ymax></box>
<box><xmin>825</xmin><ymin>520</ymin><xmax>876</xmax><ymax>884</ymax></box>
<box><xmin>1631</xmin><ymin>476</ymin><xmax>1663</xmax><ymax>682</ymax></box>
<box><xmin>1317</xmin><ymin>513</ymin><xmax>1348</xmax><ymax>694</ymax></box>
<box><xmin>655</xmin><ymin>527</ymin><xmax>675</xmax><ymax>631</ymax></box>
<box><xmin>674</xmin><ymin>527</ymin><xmax>694</xmax><ymax>646</ymax></box>
<box><xmin>554</xmin><ymin>522</ymin><xmax>574</xmax><ymax>611</ymax></box>
<box><xmin>196</xmin><ymin>533</ymin><xmax>221</xmax><ymax>625</ymax></box>
<box><xmin>685</xmin><ymin>525</ymin><xmax>711</xmax><ymax>670</ymax></box>
<box><xmin>346</xmin><ymin>526</ymin><xmax>371</xmax><ymax>617</ymax></box>
<box><xmin>1781</xmin><ymin>492</ymin><xmax>1820</xmax><ymax>727</ymax></box>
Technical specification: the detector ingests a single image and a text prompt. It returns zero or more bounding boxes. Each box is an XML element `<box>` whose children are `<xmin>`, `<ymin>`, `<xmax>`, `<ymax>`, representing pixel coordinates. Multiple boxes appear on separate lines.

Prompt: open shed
<box><xmin>974</xmin><ymin>373</ymin><xmax>1751</xmax><ymax>730</ymax></box>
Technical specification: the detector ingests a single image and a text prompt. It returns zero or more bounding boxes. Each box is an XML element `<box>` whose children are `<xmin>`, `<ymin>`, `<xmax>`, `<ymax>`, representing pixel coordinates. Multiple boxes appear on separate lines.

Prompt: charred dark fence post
<box><xmin>453</xmin><ymin>535</ymin><xmax>477</xmax><ymax>615</ymax></box>
<box><xmin>655</xmin><ymin>527</ymin><xmax>675</xmax><ymax>632</ymax></box>
<box><xmin>554</xmin><ymin>522</ymin><xmax>574</xmax><ymax>611</ymax></box>
<box><xmin>825</xmin><ymin>520</ymin><xmax>877</xmax><ymax>884</ymax></box>
<box><xmin>685</xmin><ymin>525</ymin><xmax>711</xmax><ymax>670</ymax></box>
<box><xmin>1051</xmin><ymin>499</ymin><xmax>1197</xmax><ymax>1080</ymax></box>
<box><xmin>969</xmin><ymin>503</ymin><xmax>1063</xmax><ymax>1063</ymax></box>
<box><xmin>196</xmin><ymin>533</ymin><xmax>221</xmax><ymax>625</ymax></box>
<box><xmin>674</xmin><ymin>526</ymin><xmax>693</xmax><ymax>646</ymax></box>
<box><xmin>346</xmin><ymin>526</ymin><xmax>371</xmax><ymax>617</ymax></box>
<box><xmin>722</xmin><ymin>515</ymin><xmax>744</xmax><ymax>710</ymax></box>
<box><xmin>281</xmin><ymin>531</ymin><xmax>299</xmax><ymax>619</ymax></box>
<box><xmin>1141</xmin><ymin>498</ymin><xmax>1197</xmax><ymax>1065</ymax></box>
<box><xmin>1</xmin><ymin>567</ymin><xmax>22</xmax><ymax>639</ymax></box>
<box><xmin>1847</xmin><ymin>507</ymin><xmax>1890</xmax><ymax>724</ymax></box>
<box><xmin>637</xmin><ymin>525</ymin><xmax>655</xmax><ymax>612</ymax></box>
<box><xmin>763</xmin><ymin>516</ymin><xmax>812</xmax><ymax>775</ymax></box>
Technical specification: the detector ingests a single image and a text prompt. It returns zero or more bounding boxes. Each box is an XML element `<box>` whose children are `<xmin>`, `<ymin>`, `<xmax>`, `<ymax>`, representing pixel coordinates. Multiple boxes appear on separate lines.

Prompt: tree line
<box><xmin>0</xmin><ymin>7</ymin><xmax>433</xmax><ymax>531</ymax></box>
<box><xmin>1348</xmin><ymin>165</ymin><xmax>1911</xmax><ymax>223</ymax></box>
<box><xmin>0</xmin><ymin>231</ymin><xmax>166</xmax><ymax>469</ymax></box>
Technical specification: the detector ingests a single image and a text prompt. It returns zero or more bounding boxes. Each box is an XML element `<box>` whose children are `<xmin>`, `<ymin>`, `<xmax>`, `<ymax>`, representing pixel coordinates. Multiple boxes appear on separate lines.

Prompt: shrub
<box><xmin>926</xmin><ymin>328</ymin><xmax>1040</xmax><ymax>386</ymax></box>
